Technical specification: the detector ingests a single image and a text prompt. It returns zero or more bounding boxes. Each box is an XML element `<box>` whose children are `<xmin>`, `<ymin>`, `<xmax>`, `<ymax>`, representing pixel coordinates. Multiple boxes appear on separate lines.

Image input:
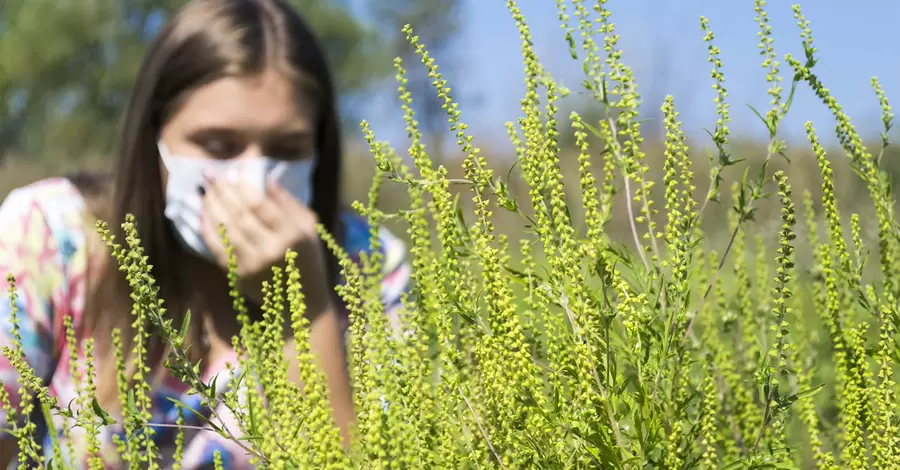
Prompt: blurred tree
<box><xmin>0</xmin><ymin>0</ymin><xmax>388</xmax><ymax>161</ymax></box>
<box><xmin>372</xmin><ymin>0</ymin><xmax>462</xmax><ymax>165</ymax></box>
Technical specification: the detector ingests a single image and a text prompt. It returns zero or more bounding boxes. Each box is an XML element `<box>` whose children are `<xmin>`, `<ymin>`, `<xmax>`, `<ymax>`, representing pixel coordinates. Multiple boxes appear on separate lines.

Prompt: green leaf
<box><xmin>180</xmin><ymin>309</ymin><xmax>192</xmax><ymax>344</ymax></box>
<box><xmin>747</xmin><ymin>103</ymin><xmax>773</xmax><ymax>134</ymax></box>
<box><xmin>91</xmin><ymin>398</ymin><xmax>117</xmax><ymax>426</ymax></box>
<box><xmin>164</xmin><ymin>397</ymin><xmax>224</xmax><ymax>435</ymax></box>
<box><xmin>127</xmin><ymin>389</ymin><xmax>138</xmax><ymax>417</ymax></box>
<box><xmin>782</xmin><ymin>383</ymin><xmax>825</xmax><ymax>406</ymax></box>
<box><xmin>721</xmin><ymin>458</ymin><xmax>748</xmax><ymax>470</ymax></box>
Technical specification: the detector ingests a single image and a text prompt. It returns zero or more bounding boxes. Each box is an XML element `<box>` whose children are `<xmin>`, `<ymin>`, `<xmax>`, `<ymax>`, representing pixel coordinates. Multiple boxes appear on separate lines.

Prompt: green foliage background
<box><xmin>0</xmin><ymin>0</ymin><xmax>386</xmax><ymax>159</ymax></box>
<box><xmin>2</xmin><ymin>0</ymin><xmax>900</xmax><ymax>469</ymax></box>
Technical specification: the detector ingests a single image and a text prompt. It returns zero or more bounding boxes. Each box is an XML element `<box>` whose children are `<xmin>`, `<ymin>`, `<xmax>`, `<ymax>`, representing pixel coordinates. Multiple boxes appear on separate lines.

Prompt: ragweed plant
<box><xmin>2</xmin><ymin>1</ymin><xmax>900</xmax><ymax>469</ymax></box>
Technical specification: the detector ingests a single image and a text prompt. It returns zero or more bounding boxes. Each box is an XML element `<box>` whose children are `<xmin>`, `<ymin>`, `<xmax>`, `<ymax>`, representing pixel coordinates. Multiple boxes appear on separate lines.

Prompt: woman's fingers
<box><xmin>208</xmin><ymin>180</ymin><xmax>273</xmax><ymax>244</ymax></box>
<box><xmin>199</xmin><ymin>194</ymin><xmax>230</xmax><ymax>267</ymax></box>
<box><xmin>200</xmin><ymin>175</ymin><xmax>323</xmax><ymax>277</ymax></box>
<box><xmin>267</xmin><ymin>179</ymin><xmax>318</xmax><ymax>234</ymax></box>
<box><xmin>248</xmin><ymin>181</ymin><xmax>286</xmax><ymax>231</ymax></box>
<box><xmin>202</xmin><ymin>181</ymin><xmax>257</xmax><ymax>266</ymax></box>
<box><xmin>266</xmin><ymin>179</ymin><xmax>329</xmax><ymax>275</ymax></box>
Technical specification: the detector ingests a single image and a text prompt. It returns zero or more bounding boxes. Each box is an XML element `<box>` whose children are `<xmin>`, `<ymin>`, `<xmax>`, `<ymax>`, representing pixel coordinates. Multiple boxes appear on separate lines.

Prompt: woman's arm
<box><xmin>0</xmin><ymin>183</ymin><xmax>75</xmax><ymax>467</ymax></box>
<box><xmin>277</xmin><ymin>216</ymin><xmax>412</xmax><ymax>448</ymax></box>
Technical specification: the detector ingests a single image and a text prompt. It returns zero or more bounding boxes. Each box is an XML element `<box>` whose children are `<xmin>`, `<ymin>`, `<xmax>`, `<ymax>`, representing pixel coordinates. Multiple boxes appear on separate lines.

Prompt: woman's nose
<box><xmin>237</xmin><ymin>144</ymin><xmax>266</xmax><ymax>159</ymax></box>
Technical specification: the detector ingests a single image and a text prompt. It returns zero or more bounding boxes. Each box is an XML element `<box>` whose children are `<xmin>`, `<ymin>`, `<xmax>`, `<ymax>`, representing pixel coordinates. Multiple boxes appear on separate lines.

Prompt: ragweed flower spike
<box><xmin>754</xmin><ymin>0</ymin><xmax>784</xmax><ymax>126</ymax></box>
<box><xmin>750</xmin><ymin>171</ymin><xmax>797</xmax><ymax>458</ymax></box>
<box><xmin>700</xmin><ymin>16</ymin><xmax>733</xmax><ymax>205</ymax></box>
<box><xmin>871</xmin><ymin>76</ymin><xmax>894</xmax><ymax>155</ymax></box>
<box><xmin>2</xmin><ymin>2</ymin><xmax>898</xmax><ymax>469</ymax></box>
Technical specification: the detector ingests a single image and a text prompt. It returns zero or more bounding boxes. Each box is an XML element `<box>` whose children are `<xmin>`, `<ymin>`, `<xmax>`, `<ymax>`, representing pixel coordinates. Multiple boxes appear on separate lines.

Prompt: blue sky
<box><xmin>362</xmin><ymin>0</ymin><xmax>900</xmax><ymax>153</ymax></box>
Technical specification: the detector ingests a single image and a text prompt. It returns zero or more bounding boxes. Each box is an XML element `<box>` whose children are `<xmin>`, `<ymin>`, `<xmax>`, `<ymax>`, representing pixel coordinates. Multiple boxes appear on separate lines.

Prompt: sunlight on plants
<box><xmin>2</xmin><ymin>1</ymin><xmax>898</xmax><ymax>468</ymax></box>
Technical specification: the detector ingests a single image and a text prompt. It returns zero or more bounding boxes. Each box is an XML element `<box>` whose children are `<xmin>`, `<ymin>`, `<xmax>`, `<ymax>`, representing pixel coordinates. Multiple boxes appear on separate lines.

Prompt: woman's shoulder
<box><xmin>0</xmin><ymin>177</ymin><xmax>90</xmax><ymax>248</ymax></box>
<box><xmin>4</xmin><ymin>176</ymin><xmax>84</xmax><ymax>200</ymax></box>
<box><xmin>337</xmin><ymin>209</ymin><xmax>411</xmax><ymax>326</ymax></box>
<box><xmin>2</xmin><ymin>176</ymin><xmax>88</xmax><ymax>227</ymax></box>
<box><xmin>0</xmin><ymin>178</ymin><xmax>92</xmax><ymax>382</ymax></box>
<box><xmin>339</xmin><ymin>209</ymin><xmax>407</xmax><ymax>273</ymax></box>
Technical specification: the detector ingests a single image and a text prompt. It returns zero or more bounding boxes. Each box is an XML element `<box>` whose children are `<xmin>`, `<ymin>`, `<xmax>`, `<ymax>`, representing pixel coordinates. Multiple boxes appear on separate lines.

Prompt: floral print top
<box><xmin>0</xmin><ymin>177</ymin><xmax>411</xmax><ymax>468</ymax></box>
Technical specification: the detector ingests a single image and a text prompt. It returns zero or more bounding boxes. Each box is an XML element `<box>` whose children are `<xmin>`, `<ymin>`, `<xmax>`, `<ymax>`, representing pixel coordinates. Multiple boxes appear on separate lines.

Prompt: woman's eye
<box><xmin>268</xmin><ymin>146</ymin><xmax>310</xmax><ymax>160</ymax></box>
<box><xmin>202</xmin><ymin>139</ymin><xmax>241</xmax><ymax>158</ymax></box>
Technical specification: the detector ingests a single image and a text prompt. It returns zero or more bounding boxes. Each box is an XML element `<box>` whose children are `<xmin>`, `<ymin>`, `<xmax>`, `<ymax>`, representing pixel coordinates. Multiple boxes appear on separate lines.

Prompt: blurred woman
<box><xmin>0</xmin><ymin>0</ymin><xmax>409</xmax><ymax>467</ymax></box>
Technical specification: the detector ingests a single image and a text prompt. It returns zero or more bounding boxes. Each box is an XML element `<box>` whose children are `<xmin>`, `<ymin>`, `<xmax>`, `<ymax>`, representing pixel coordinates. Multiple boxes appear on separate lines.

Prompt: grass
<box><xmin>2</xmin><ymin>0</ymin><xmax>900</xmax><ymax>468</ymax></box>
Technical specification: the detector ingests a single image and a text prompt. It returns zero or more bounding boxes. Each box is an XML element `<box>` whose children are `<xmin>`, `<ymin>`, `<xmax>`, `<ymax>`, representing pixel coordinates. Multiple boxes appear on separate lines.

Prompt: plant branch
<box><xmin>459</xmin><ymin>385</ymin><xmax>507</xmax><ymax>470</ymax></box>
<box><xmin>684</xmin><ymin>222</ymin><xmax>741</xmax><ymax>337</ymax></box>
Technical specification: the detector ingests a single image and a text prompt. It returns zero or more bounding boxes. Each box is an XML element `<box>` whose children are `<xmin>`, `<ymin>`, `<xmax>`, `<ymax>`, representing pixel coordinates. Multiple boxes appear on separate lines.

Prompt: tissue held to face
<box><xmin>157</xmin><ymin>69</ymin><xmax>319</xmax><ymax>261</ymax></box>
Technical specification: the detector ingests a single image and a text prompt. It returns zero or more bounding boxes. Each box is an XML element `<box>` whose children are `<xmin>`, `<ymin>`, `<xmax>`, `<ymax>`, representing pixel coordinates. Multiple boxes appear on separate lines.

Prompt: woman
<box><xmin>0</xmin><ymin>0</ymin><xmax>409</xmax><ymax>467</ymax></box>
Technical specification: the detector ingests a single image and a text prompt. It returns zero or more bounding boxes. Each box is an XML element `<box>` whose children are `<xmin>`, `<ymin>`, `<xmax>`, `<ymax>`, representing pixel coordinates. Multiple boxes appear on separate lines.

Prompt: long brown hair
<box><xmin>75</xmin><ymin>0</ymin><xmax>343</xmax><ymax>404</ymax></box>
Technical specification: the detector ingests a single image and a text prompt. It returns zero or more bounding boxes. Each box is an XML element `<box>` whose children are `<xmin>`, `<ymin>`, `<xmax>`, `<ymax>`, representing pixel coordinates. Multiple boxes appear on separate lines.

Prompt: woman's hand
<box><xmin>199</xmin><ymin>175</ymin><xmax>333</xmax><ymax>314</ymax></box>
<box><xmin>200</xmin><ymin>175</ymin><xmax>356</xmax><ymax>443</ymax></box>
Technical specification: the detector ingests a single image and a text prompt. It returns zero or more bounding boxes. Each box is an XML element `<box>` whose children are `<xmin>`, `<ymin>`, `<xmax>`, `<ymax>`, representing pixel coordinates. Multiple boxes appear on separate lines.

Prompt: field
<box><xmin>2</xmin><ymin>0</ymin><xmax>900</xmax><ymax>469</ymax></box>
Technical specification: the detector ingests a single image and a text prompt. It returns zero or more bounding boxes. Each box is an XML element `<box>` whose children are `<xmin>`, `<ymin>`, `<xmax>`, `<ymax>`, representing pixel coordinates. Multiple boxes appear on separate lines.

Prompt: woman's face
<box><xmin>158</xmin><ymin>68</ymin><xmax>317</xmax><ymax>187</ymax></box>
